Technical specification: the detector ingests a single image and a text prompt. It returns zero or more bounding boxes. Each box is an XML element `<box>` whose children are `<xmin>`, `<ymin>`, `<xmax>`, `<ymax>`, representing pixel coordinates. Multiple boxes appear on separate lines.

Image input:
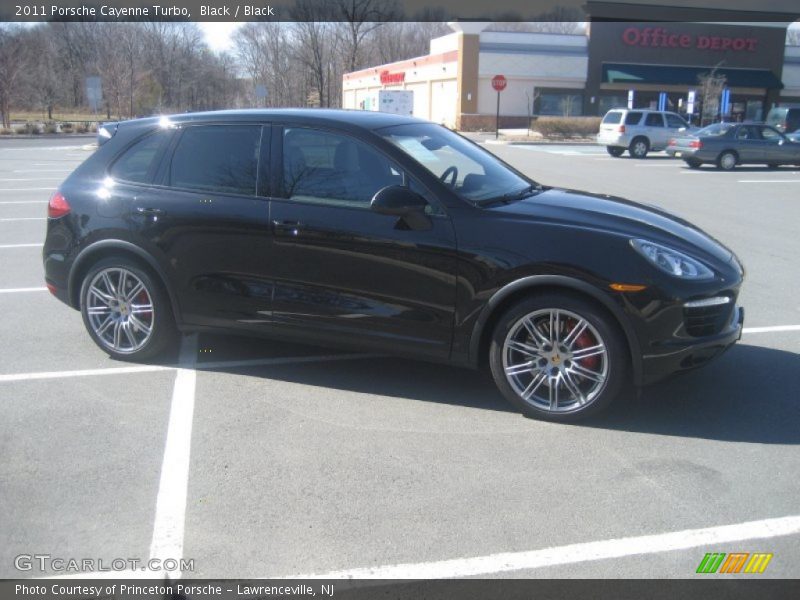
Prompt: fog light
<box><xmin>684</xmin><ymin>296</ymin><xmax>731</xmax><ymax>308</ymax></box>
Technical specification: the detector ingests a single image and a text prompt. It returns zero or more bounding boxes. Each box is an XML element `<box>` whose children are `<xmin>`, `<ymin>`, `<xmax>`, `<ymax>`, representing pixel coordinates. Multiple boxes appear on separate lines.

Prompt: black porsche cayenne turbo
<box><xmin>43</xmin><ymin>109</ymin><xmax>744</xmax><ymax>422</ymax></box>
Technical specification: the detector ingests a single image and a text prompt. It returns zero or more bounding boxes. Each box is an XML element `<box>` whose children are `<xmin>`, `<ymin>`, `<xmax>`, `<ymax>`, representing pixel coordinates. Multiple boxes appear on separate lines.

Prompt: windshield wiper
<box><xmin>475</xmin><ymin>184</ymin><xmax>543</xmax><ymax>207</ymax></box>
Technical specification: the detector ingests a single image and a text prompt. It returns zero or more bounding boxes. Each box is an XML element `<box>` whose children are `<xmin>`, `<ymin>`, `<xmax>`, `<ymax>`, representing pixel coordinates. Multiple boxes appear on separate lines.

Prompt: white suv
<box><xmin>597</xmin><ymin>109</ymin><xmax>693</xmax><ymax>158</ymax></box>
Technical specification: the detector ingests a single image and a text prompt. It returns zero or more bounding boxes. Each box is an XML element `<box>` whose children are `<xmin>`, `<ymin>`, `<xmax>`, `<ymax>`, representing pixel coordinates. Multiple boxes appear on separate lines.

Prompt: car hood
<box><xmin>491</xmin><ymin>187</ymin><xmax>733</xmax><ymax>263</ymax></box>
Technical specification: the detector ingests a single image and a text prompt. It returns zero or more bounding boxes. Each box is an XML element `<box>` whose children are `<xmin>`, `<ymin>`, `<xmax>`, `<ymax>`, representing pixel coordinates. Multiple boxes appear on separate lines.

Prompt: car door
<box><xmin>733</xmin><ymin>125</ymin><xmax>766</xmax><ymax>163</ymax></box>
<box><xmin>758</xmin><ymin>125</ymin><xmax>793</xmax><ymax>164</ymax></box>
<box><xmin>135</xmin><ymin>122</ymin><xmax>275</xmax><ymax>329</ymax></box>
<box><xmin>266</xmin><ymin>125</ymin><xmax>458</xmax><ymax>359</ymax></box>
<box><xmin>643</xmin><ymin>113</ymin><xmax>667</xmax><ymax>149</ymax></box>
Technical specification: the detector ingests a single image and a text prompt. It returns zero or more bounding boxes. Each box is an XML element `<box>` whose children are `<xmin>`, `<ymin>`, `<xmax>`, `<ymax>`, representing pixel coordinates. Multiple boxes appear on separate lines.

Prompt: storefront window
<box><xmin>598</xmin><ymin>95</ymin><xmax>627</xmax><ymax>115</ymax></box>
<box><xmin>538</xmin><ymin>93</ymin><xmax>584</xmax><ymax>117</ymax></box>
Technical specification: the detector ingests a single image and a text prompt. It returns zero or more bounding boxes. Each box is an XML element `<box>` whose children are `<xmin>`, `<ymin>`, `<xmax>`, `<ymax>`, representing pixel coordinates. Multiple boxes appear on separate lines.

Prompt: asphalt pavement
<box><xmin>0</xmin><ymin>137</ymin><xmax>798</xmax><ymax>580</ymax></box>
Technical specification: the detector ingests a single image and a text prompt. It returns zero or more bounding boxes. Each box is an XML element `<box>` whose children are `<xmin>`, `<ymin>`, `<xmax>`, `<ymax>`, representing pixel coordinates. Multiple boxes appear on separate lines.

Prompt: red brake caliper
<box><xmin>574</xmin><ymin>329</ymin><xmax>600</xmax><ymax>370</ymax></box>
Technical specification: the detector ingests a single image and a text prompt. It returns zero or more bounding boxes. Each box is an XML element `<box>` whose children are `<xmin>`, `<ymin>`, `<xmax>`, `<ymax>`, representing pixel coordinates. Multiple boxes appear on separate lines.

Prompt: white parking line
<box><xmin>634</xmin><ymin>164</ymin><xmax>680</xmax><ymax>167</ymax></box>
<box><xmin>0</xmin><ymin>200</ymin><xmax>48</xmax><ymax>204</ymax></box>
<box><xmin>0</xmin><ymin>188</ymin><xmax>56</xmax><ymax>192</ymax></box>
<box><xmin>0</xmin><ymin>287</ymin><xmax>47</xmax><ymax>294</ymax></box>
<box><xmin>0</xmin><ymin>178</ymin><xmax>64</xmax><ymax>182</ymax></box>
<box><xmin>0</xmin><ymin>243</ymin><xmax>43</xmax><ymax>248</ymax></box>
<box><xmin>284</xmin><ymin>514</ymin><xmax>800</xmax><ymax>579</ymax></box>
<box><xmin>149</xmin><ymin>334</ymin><xmax>197</xmax><ymax>580</ymax></box>
<box><xmin>0</xmin><ymin>353</ymin><xmax>377</xmax><ymax>383</ymax></box>
<box><xmin>743</xmin><ymin>325</ymin><xmax>800</xmax><ymax>334</ymax></box>
<box><xmin>13</xmin><ymin>169</ymin><xmax>74</xmax><ymax>173</ymax></box>
<box><xmin>0</xmin><ymin>217</ymin><xmax>46</xmax><ymax>221</ymax></box>
<box><xmin>738</xmin><ymin>180</ymin><xmax>800</xmax><ymax>183</ymax></box>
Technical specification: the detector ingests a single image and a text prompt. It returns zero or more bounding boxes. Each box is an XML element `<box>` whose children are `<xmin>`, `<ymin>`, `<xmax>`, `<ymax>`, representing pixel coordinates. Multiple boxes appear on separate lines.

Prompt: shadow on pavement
<box><xmin>591</xmin><ymin>343</ymin><xmax>800</xmax><ymax>445</ymax></box>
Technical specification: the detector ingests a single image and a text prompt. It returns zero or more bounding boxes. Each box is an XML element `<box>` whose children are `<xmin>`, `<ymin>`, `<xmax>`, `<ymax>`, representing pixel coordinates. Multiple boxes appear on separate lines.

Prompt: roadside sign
<box><xmin>491</xmin><ymin>75</ymin><xmax>507</xmax><ymax>92</ymax></box>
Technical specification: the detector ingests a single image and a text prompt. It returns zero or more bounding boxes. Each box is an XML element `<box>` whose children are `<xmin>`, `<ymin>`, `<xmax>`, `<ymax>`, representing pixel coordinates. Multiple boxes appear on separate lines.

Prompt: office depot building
<box><xmin>342</xmin><ymin>5</ymin><xmax>799</xmax><ymax>129</ymax></box>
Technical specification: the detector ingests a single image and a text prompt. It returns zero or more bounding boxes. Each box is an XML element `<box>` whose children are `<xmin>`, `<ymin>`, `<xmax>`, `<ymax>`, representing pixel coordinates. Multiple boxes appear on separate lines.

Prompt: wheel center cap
<box><xmin>551</xmin><ymin>354</ymin><xmax>561</xmax><ymax>365</ymax></box>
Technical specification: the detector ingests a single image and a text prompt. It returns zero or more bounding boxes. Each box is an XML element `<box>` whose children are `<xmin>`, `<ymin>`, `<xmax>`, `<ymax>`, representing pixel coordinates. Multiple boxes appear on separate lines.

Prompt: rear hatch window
<box><xmin>602</xmin><ymin>111</ymin><xmax>623</xmax><ymax>124</ymax></box>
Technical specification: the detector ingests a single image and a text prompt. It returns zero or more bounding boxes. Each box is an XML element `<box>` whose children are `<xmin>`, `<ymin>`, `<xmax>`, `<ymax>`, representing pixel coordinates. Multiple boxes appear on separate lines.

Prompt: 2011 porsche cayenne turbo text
<box><xmin>43</xmin><ymin>110</ymin><xmax>744</xmax><ymax>422</ymax></box>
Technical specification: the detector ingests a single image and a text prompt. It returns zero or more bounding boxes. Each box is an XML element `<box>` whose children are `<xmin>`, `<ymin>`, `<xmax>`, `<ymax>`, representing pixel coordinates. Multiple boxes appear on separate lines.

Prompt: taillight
<box><xmin>48</xmin><ymin>191</ymin><xmax>71</xmax><ymax>218</ymax></box>
<box><xmin>617</xmin><ymin>125</ymin><xmax>626</xmax><ymax>133</ymax></box>
<box><xmin>689</xmin><ymin>140</ymin><xmax>703</xmax><ymax>149</ymax></box>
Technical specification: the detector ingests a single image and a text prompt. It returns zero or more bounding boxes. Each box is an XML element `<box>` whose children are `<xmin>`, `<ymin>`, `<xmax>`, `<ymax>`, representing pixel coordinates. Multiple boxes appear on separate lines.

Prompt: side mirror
<box><xmin>371</xmin><ymin>185</ymin><xmax>431</xmax><ymax>230</ymax></box>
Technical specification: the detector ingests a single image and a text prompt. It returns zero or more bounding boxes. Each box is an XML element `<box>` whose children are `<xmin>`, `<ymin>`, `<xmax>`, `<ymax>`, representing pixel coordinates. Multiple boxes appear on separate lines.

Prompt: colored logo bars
<box><xmin>696</xmin><ymin>552</ymin><xmax>773</xmax><ymax>574</ymax></box>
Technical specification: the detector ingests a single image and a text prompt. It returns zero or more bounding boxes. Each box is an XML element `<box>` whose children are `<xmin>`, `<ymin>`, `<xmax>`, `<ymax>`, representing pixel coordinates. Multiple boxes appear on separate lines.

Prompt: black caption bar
<box><xmin>2</xmin><ymin>0</ymin><xmax>800</xmax><ymax>22</ymax></box>
<box><xmin>4</xmin><ymin>579</ymin><xmax>800</xmax><ymax>600</ymax></box>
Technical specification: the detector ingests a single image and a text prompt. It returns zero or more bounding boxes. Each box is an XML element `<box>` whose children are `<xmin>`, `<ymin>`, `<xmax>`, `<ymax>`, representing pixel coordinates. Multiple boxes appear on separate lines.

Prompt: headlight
<box><xmin>630</xmin><ymin>239</ymin><xmax>714</xmax><ymax>280</ymax></box>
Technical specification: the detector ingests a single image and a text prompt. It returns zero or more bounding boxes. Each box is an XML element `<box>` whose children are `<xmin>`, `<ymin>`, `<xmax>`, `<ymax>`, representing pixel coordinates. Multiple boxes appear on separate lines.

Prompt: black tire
<box><xmin>717</xmin><ymin>151</ymin><xmax>738</xmax><ymax>171</ymax></box>
<box><xmin>606</xmin><ymin>146</ymin><xmax>625</xmax><ymax>157</ymax></box>
<box><xmin>628</xmin><ymin>137</ymin><xmax>649</xmax><ymax>159</ymax></box>
<box><xmin>766</xmin><ymin>163</ymin><xmax>779</xmax><ymax>170</ymax></box>
<box><xmin>79</xmin><ymin>256</ymin><xmax>177</xmax><ymax>361</ymax></box>
<box><xmin>488</xmin><ymin>293</ymin><xmax>628</xmax><ymax>422</ymax></box>
<box><xmin>684</xmin><ymin>158</ymin><xmax>702</xmax><ymax>169</ymax></box>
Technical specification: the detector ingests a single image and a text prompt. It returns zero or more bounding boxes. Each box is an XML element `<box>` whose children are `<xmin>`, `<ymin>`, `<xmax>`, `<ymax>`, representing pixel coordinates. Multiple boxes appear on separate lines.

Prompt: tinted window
<box><xmin>170</xmin><ymin>125</ymin><xmax>261</xmax><ymax>195</ymax></box>
<box><xmin>602</xmin><ymin>111</ymin><xmax>623</xmax><ymax>124</ymax></box>
<box><xmin>645</xmin><ymin>113</ymin><xmax>664</xmax><ymax>127</ymax></box>
<box><xmin>110</xmin><ymin>130</ymin><xmax>170</xmax><ymax>183</ymax></box>
<box><xmin>665</xmin><ymin>114</ymin><xmax>687</xmax><ymax>128</ymax></box>
<box><xmin>381</xmin><ymin>122</ymin><xmax>532</xmax><ymax>204</ymax></box>
<box><xmin>624</xmin><ymin>112</ymin><xmax>643</xmax><ymax>125</ymax></box>
<box><xmin>283</xmin><ymin>128</ymin><xmax>403</xmax><ymax>208</ymax></box>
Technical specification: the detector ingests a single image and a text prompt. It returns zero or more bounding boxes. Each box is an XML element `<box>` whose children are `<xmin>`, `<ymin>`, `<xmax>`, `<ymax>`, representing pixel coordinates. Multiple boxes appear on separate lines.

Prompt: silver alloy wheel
<box><xmin>85</xmin><ymin>267</ymin><xmax>154</xmax><ymax>354</ymax></box>
<box><xmin>631</xmin><ymin>140</ymin><xmax>648</xmax><ymax>157</ymax></box>
<box><xmin>502</xmin><ymin>308</ymin><xmax>609</xmax><ymax>413</ymax></box>
<box><xmin>719</xmin><ymin>152</ymin><xmax>737</xmax><ymax>170</ymax></box>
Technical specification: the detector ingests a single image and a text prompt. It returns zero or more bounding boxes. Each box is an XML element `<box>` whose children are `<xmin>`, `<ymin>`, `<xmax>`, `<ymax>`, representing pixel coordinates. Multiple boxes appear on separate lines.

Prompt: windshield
<box><xmin>697</xmin><ymin>123</ymin><xmax>736</xmax><ymax>137</ymax></box>
<box><xmin>379</xmin><ymin>123</ymin><xmax>533</xmax><ymax>204</ymax></box>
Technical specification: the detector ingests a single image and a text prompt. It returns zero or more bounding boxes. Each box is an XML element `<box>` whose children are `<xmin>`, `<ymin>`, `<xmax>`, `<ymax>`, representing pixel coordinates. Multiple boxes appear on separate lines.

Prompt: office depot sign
<box><xmin>622</xmin><ymin>27</ymin><xmax>758</xmax><ymax>52</ymax></box>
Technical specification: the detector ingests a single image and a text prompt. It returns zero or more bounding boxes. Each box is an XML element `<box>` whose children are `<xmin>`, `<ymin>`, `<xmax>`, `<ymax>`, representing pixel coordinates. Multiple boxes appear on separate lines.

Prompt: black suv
<box><xmin>43</xmin><ymin>109</ymin><xmax>744</xmax><ymax>421</ymax></box>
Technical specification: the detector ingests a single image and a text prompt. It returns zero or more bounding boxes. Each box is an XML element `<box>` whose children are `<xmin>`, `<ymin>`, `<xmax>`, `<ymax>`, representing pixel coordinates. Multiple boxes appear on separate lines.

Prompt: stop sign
<box><xmin>491</xmin><ymin>75</ymin><xmax>507</xmax><ymax>92</ymax></box>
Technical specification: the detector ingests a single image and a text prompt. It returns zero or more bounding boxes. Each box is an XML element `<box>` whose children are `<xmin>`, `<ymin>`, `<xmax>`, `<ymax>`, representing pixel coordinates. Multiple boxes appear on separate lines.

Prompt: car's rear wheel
<box><xmin>489</xmin><ymin>294</ymin><xmax>627</xmax><ymax>422</ymax></box>
<box><xmin>628</xmin><ymin>137</ymin><xmax>649</xmax><ymax>159</ymax></box>
<box><xmin>717</xmin><ymin>151</ymin><xmax>738</xmax><ymax>171</ymax></box>
<box><xmin>80</xmin><ymin>257</ymin><xmax>176</xmax><ymax>360</ymax></box>
<box><xmin>684</xmin><ymin>158</ymin><xmax>702</xmax><ymax>169</ymax></box>
<box><xmin>606</xmin><ymin>146</ymin><xmax>625</xmax><ymax>157</ymax></box>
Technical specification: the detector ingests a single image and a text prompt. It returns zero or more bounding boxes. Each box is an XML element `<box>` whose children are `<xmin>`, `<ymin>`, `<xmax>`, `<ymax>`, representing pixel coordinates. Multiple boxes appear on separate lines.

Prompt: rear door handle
<box><xmin>136</xmin><ymin>207</ymin><xmax>165</xmax><ymax>216</ymax></box>
<box><xmin>272</xmin><ymin>220</ymin><xmax>305</xmax><ymax>235</ymax></box>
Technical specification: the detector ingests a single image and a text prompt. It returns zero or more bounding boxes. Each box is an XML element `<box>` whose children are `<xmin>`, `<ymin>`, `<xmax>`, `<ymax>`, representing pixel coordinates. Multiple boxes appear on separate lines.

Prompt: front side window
<box><xmin>282</xmin><ymin>128</ymin><xmax>403</xmax><ymax>208</ymax></box>
<box><xmin>665</xmin><ymin>114</ymin><xmax>687</xmax><ymax>128</ymax></box>
<box><xmin>169</xmin><ymin>125</ymin><xmax>261</xmax><ymax>196</ymax></box>
<box><xmin>380</xmin><ymin>123</ymin><xmax>532</xmax><ymax>205</ymax></box>
<box><xmin>110</xmin><ymin>130</ymin><xmax>171</xmax><ymax>183</ymax></box>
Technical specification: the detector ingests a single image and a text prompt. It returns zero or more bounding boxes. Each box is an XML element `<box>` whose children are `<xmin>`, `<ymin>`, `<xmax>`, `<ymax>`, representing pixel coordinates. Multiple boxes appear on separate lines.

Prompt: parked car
<box><xmin>43</xmin><ymin>109</ymin><xmax>744</xmax><ymax>422</ymax></box>
<box><xmin>597</xmin><ymin>108</ymin><xmax>694</xmax><ymax>158</ymax></box>
<box><xmin>765</xmin><ymin>106</ymin><xmax>800</xmax><ymax>134</ymax></box>
<box><xmin>666</xmin><ymin>122</ymin><xmax>800</xmax><ymax>170</ymax></box>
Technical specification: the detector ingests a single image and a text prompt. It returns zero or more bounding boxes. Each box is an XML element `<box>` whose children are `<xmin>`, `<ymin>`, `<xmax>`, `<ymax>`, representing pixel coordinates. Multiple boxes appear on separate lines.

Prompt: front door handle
<box><xmin>272</xmin><ymin>220</ymin><xmax>305</xmax><ymax>235</ymax></box>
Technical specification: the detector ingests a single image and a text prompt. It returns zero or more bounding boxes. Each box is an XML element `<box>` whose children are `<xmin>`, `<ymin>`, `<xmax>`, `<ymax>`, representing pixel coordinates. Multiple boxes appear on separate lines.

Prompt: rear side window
<box><xmin>110</xmin><ymin>130</ymin><xmax>171</xmax><ymax>184</ymax></box>
<box><xmin>169</xmin><ymin>125</ymin><xmax>261</xmax><ymax>196</ymax></box>
<box><xmin>645</xmin><ymin>113</ymin><xmax>664</xmax><ymax>127</ymax></box>
<box><xmin>602</xmin><ymin>111</ymin><xmax>623</xmax><ymax>124</ymax></box>
<box><xmin>624</xmin><ymin>112</ymin><xmax>643</xmax><ymax>125</ymax></box>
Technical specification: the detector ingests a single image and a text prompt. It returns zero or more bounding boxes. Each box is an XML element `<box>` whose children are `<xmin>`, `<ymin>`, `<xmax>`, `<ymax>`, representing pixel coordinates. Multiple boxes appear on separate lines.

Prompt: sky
<box><xmin>199</xmin><ymin>22</ymin><xmax>243</xmax><ymax>52</ymax></box>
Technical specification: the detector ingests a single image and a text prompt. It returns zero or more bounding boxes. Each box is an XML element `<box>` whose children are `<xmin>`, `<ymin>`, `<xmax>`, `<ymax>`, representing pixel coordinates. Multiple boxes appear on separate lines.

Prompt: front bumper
<box><xmin>639</xmin><ymin>304</ymin><xmax>744</xmax><ymax>385</ymax></box>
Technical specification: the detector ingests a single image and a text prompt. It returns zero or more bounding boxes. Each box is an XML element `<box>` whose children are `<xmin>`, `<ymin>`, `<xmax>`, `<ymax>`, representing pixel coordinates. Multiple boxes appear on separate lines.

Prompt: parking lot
<box><xmin>1</xmin><ymin>136</ymin><xmax>798</xmax><ymax>580</ymax></box>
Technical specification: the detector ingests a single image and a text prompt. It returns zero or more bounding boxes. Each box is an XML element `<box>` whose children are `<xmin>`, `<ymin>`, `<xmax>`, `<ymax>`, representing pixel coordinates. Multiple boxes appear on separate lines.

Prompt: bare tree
<box><xmin>698</xmin><ymin>67</ymin><xmax>727</xmax><ymax>126</ymax></box>
<box><xmin>0</xmin><ymin>26</ymin><xmax>26</xmax><ymax>128</ymax></box>
<box><xmin>332</xmin><ymin>0</ymin><xmax>399</xmax><ymax>72</ymax></box>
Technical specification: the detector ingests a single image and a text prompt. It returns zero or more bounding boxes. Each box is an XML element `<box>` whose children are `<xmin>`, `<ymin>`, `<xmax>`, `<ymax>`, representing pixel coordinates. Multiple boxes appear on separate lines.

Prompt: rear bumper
<box><xmin>597</xmin><ymin>132</ymin><xmax>629</xmax><ymax>147</ymax></box>
<box><xmin>640</xmin><ymin>305</ymin><xmax>744</xmax><ymax>385</ymax></box>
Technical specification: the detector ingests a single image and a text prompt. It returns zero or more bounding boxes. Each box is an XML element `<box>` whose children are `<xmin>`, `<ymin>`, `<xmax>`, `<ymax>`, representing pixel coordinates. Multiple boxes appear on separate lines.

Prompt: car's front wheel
<box><xmin>80</xmin><ymin>257</ymin><xmax>176</xmax><ymax>360</ymax></box>
<box><xmin>606</xmin><ymin>146</ymin><xmax>625</xmax><ymax>157</ymax></box>
<box><xmin>717</xmin><ymin>151</ymin><xmax>738</xmax><ymax>171</ymax></box>
<box><xmin>489</xmin><ymin>293</ymin><xmax>628</xmax><ymax>422</ymax></box>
